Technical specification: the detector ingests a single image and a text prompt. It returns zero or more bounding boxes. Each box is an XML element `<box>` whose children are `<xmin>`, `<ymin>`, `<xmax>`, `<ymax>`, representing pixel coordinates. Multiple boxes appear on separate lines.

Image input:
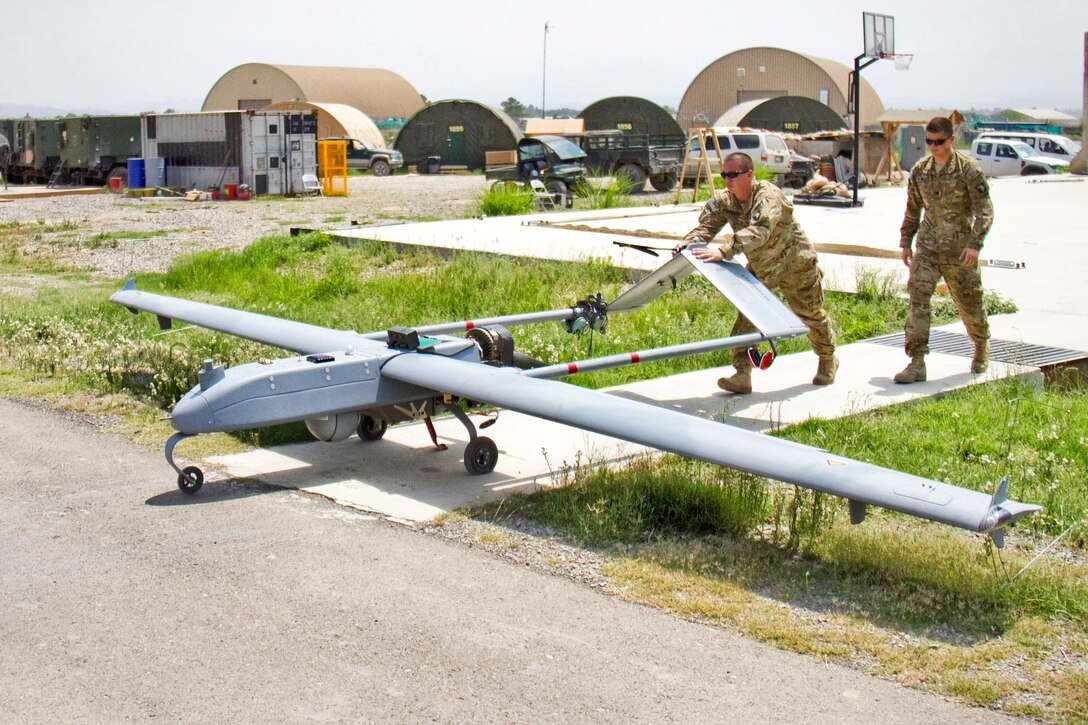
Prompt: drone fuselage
<box><xmin>171</xmin><ymin>336</ymin><xmax>479</xmax><ymax>436</ymax></box>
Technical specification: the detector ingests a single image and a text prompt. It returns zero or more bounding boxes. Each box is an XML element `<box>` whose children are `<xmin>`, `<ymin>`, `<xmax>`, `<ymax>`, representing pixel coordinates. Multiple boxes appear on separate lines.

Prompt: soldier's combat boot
<box><xmin>813</xmin><ymin>355</ymin><xmax>839</xmax><ymax>385</ymax></box>
<box><xmin>971</xmin><ymin>340</ymin><xmax>990</xmax><ymax>374</ymax></box>
<box><xmin>717</xmin><ymin>366</ymin><xmax>752</xmax><ymax>394</ymax></box>
<box><xmin>893</xmin><ymin>355</ymin><xmax>927</xmax><ymax>384</ymax></box>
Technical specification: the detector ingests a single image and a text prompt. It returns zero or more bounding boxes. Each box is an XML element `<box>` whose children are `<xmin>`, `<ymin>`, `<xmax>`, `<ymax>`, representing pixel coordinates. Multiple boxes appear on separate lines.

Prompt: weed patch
<box><xmin>474</xmin><ymin>182</ymin><xmax>534</xmax><ymax>216</ymax></box>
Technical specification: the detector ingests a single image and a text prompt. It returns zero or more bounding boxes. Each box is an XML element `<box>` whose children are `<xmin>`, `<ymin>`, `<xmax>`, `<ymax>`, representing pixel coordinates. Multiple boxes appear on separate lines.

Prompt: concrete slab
<box><xmin>207</xmin><ymin>176</ymin><xmax>1085</xmax><ymax>523</ymax></box>
<box><xmin>207</xmin><ymin>409</ymin><xmax>650</xmax><ymax>524</ymax></box>
<box><xmin>332</xmin><ymin>176</ymin><xmax>1088</xmax><ymax>309</ymax></box>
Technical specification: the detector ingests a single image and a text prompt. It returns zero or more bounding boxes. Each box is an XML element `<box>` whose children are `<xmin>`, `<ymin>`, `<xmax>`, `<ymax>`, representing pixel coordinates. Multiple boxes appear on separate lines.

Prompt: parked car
<box><xmin>975</xmin><ymin>131</ymin><xmax>1080</xmax><ymax>164</ymax></box>
<box><xmin>324</xmin><ymin>136</ymin><xmax>403</xmax><ymax>176</ymax></box>
<box><xmin>682</xmin><ymin>129</ymin><xmax>792</xmax><ymax>181</ymax></box>
<box><xmin>970</xmin><ymin>139</ymin><xmax>1067</xmax><ymax>177</ymax></box>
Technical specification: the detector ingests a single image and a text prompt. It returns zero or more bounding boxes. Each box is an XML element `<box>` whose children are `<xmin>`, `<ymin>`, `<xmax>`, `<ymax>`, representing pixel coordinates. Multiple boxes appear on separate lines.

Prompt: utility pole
<box><xmin>542</xmin><ymin>21</ymin><xmax>550</xmax><ymax>119</ymax></box>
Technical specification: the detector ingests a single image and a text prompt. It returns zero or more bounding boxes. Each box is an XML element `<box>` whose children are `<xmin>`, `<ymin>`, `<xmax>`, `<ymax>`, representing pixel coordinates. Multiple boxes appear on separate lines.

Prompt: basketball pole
<box><xmin>849</xmin><ymin>53</ymin><xmax>880</xmax><ymax>206</ymax></box>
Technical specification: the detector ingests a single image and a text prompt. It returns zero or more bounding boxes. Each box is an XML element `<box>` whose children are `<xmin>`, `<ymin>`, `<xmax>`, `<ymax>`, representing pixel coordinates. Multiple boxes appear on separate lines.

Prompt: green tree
<box><xmin>501</xmin><ymin>97</ymin><xmax>526</xmax><ymax>119</ymax></box>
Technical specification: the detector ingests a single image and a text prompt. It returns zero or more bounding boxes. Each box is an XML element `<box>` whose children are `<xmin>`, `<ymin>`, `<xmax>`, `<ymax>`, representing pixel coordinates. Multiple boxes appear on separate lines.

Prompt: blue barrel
<box><xmin>126</xmin><ymin>158</ymin><xmax>145</xmax><ymax>189</ymax></box>
<box><xmin>144</xmin><ymin>157</ymin><xmax>166</xmax><ymax>188</ymax></box>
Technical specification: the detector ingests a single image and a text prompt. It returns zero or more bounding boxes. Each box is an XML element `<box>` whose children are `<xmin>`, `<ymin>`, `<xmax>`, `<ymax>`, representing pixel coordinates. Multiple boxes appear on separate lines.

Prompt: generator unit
<box><xmin>140</xmin><ymin>110</ymin><xmax>317</xmax><ymax>195</ymax></box>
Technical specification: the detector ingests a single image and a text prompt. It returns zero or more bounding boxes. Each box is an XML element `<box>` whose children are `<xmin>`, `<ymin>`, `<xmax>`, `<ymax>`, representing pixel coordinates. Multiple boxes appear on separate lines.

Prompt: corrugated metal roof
<box><xmin>265</xmin><ymin>101</ymin><xmax>384</xmax><ymax>148</ymax></box>
<box><xmin>677</xmin><ymin>47</ymin><xmax>884</xmax><ymax>133</ymax></box>
<box><xmin>877</xmin><ymin>109</ymin><xmax>964</xmax><ymax>125</ymax></box>
<box><xmin>714</xmin><ymin>99</ymin><xmax>765</xmax><ymax>128</ymax></box>
<box><xmin>203</xmin><ymin>64</ymin><xmax>424</xmax><ymax>120</ymax></box>
<box><xmin>1009</xmin><ymin>108</ymin><xmax>1079</xmax><ymax>122</ymax></box>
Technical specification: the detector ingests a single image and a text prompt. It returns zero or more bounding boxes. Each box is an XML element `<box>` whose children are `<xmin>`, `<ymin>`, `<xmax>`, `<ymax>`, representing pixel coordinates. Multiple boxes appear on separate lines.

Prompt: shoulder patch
<box><xmin>976</xmin><ymin>183</ymin><xmax>987</xmax><ymax>194</ymax></box>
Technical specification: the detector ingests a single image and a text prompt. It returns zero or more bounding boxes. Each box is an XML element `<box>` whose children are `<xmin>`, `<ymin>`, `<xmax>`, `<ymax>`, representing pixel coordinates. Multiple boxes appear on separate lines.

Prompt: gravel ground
<box><xmin>0</xmin><ymin>173</ymin><xmax>676</xmax><ymax>279</ymax></box>
<box><xmin>0</xmin><ymin>174</ymin><xmax>491</xmax><ymax>278</ymax></box>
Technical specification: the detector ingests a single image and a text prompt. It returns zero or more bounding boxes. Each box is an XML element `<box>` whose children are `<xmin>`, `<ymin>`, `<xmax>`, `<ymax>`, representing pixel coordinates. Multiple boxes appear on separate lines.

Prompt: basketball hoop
<box><xmin>882</xmin><ymin>52</ymin><xmax>914</xmax><ymax>71</ymax></box>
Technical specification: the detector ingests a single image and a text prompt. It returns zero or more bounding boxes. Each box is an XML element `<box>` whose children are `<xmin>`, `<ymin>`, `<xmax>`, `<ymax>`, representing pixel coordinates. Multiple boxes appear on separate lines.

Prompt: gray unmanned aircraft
<box><xmin>111</xmin><ymin>248</ymin><xmax>1039</xmax><ymax>547</ymax></box>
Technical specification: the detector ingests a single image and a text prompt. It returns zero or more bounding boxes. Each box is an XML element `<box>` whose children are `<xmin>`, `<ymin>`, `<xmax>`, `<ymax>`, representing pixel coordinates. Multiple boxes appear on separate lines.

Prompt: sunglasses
<box><xmin>721</xmin><ymin>170</ymin><xmax>750</xmax><ymax>179</ymax></box>
<box><xmin>925</xmin><ymin>137</ymin><xmax>951</xmax><ymax>146</ymax></box>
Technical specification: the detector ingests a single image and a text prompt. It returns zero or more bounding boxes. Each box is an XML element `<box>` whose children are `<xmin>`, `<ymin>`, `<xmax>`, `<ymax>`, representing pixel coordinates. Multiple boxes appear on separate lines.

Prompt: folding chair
<box><xmin>529</xmin><ymin>178</ymin><xmax>560</xmax><ymax>210</ymax></box>
<box><xmin>301</xmin><ymin>173</ymin><xmax>323</xmax><ymax>196</ymax></box>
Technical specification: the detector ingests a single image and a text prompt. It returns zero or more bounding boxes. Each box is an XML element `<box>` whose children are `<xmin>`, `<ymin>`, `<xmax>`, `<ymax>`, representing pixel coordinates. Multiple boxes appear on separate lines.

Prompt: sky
<box><xmin>3</xmin><ymin>0</ymin><xmax>1086</xmax><ymax>117</ymax></box>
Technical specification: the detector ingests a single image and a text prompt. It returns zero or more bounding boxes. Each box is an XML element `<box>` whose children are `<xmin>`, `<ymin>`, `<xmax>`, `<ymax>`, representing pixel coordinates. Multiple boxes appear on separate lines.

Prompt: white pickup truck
<box><xmin>970</xmin><ymin>139</ymin><xmax>1067</xmax><ymax>177</ymax></box>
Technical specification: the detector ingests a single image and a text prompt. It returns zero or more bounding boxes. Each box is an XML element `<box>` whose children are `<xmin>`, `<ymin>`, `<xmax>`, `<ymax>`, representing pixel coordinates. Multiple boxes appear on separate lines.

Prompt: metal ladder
<box><xmin>46</xmin><ymin>161</ymin><xmax>66</xmax><ymax>188</ymax></box>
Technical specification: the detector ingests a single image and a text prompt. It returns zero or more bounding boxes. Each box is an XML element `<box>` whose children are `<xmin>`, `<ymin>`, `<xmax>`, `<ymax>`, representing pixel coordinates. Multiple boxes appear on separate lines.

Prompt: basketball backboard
<box><xmin>863</xmin><ymin>12</ymin><xmax>895</xmax><ymax>58</ymax></box>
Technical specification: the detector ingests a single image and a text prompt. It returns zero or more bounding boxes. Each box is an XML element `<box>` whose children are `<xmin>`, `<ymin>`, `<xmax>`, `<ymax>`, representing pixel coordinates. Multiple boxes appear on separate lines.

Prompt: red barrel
<box><xmin>224</xmin><ymin>183</ymin><xmax>237</xmax><ymax>200</ymax></box>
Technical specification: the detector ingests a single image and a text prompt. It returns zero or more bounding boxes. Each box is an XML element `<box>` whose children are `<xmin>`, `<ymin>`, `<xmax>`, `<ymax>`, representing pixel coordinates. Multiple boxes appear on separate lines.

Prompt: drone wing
<box><xmin>381</xmin><ymin>351</ymin><xmax>1039</xmax><ymax>537</ymax></box>
<box><xmin>111</xmin><ymin>280</ymin><xmax>362</xmax><ymax>355</ymax></box>
<box><xmin>610</xmin><ymin>250</ymin><xmax>808</xmax><ymax>338</ymax></box>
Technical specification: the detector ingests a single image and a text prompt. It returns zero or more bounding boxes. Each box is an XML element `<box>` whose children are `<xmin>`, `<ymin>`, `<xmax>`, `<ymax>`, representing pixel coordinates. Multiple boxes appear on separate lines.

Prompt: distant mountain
<box><xmin>0</xmin><ymin>100</ymin><xmax>203</xmax><ymax>118</ymax></box>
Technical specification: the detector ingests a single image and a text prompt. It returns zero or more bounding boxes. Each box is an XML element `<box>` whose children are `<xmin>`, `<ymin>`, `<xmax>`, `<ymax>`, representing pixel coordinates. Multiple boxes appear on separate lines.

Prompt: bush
<box><xmin>474</xmin><ymin>182</ymin><xmax>533</xmax><ymax>216</ymax></box>
<box><xmin>574</xmin><ymin>176</ymin><xmax>634</xmax><ymax>209</ymax></box>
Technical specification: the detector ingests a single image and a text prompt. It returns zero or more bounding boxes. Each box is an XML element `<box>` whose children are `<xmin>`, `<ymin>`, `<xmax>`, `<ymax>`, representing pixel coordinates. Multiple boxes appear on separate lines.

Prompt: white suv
<box><xmin>683</xmin><ymin>129</ymin><xmax>792</xmax><ymax>180</ymax></box>
<box><xmin>970</xmin><ymin>139</ymin><xmax>1067</xmax><ymax>177</ymax></box>
<box><xmin>975</xmin><ymin>131</ymin><xmax>1080</xmax><ymax>164</ymax></box>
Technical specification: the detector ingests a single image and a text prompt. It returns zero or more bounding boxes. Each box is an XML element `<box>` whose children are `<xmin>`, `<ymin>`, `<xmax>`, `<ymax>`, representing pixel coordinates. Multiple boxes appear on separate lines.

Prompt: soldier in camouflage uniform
<box><xmin>895</xmin><ymin>116</ymin><xmax>994</xmax><ymax>384</ymax></box>
<box><xmin>678</xmin><ymin>152</ymin><xmax>837</xmax><ymax>394</ymax></box>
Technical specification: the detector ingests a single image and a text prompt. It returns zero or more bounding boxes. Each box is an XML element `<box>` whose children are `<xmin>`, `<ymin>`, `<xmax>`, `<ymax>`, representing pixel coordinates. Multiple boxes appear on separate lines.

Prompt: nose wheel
<box><xmin>177</xmin><ymin>466</ymin><xmax>204</xmax><ymax>494</ymax></box>
<box><xmin>166</xmin><ymin>432</ymin><xmax>204</xmax><ymax>494</ymax></box>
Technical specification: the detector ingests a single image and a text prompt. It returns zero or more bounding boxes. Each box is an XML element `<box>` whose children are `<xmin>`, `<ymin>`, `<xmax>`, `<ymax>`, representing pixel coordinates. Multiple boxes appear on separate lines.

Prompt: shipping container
<box><xmin>141</xmin><ymin>110</ymin><xmax>317</xmax><ymax>195</ymax></box>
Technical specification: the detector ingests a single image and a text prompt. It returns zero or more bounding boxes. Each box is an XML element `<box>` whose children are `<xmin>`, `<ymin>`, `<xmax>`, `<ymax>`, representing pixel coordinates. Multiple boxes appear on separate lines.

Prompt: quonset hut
<box><xmin>393</xmin><ymin>100</ymin><xmax>522</xmax><ymax>171</ymax></box>
<box><xmin>264</xmin><ymin>101</ymin><xmax>385</xmax><ymax>148</ymax></box>
<box><xmin>202</xmin><ymin>64</ymin><xmax>424</xmax><ymax>125</ymax></box>
<box><xmin>713</xmin><ymin>96</ymin><xmax>848</xmax><ymax>135</ymax></box>
<box><xmin>578</xmin><ymin>96</ymin><xmax>685</xmax><ymax>142</ymax></box>
<box><xmin>678</xmin><ymin>47</ymin><xmax>884</xmax><ymax>131</ymax></box>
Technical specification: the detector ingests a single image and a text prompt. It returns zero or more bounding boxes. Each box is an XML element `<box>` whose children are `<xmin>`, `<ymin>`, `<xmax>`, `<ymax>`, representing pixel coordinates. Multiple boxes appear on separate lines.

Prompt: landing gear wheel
<box><xmin>358</xmin><ymin>415</ymin><xmax>388</xmax><ymax>441</ymax></box>
<box><xmin>177</xmin><ymin>466</ymin><xmax>204</xmax><ymax>494</ymax></box>
<box><xmin>463</xmin><ymin>436</ymin><xmax>498</xmax><ymax>475</ymax></box>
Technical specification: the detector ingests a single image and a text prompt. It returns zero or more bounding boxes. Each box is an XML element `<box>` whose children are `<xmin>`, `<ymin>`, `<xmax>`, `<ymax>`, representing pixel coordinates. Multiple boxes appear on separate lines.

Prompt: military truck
<box><xmin>578</xmin><ymin>130</ymin><xmax>685</xmax><ymax>192</ymax></box>
<box><xmin>484</xmin><ymin>135</ymin><xmax>588</xmax><ymax>201</ymax></box>
<box><xmin>0</xmin><ymin>115</ymin><xmax>140</xmax><ymax>185</ymax></box>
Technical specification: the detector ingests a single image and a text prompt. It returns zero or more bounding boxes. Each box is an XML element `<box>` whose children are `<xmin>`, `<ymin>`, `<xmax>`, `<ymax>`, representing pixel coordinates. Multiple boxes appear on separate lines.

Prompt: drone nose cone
<box><xmin>170</xmin><ymin>394</ymin><xmax>214</xmax><ymax>434</ymax></box>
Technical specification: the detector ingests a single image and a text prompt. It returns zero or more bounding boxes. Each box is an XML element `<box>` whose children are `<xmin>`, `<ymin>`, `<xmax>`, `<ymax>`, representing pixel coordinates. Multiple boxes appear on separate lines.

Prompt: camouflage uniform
<box><xmin>684</xmin><ymin>180</ymin><xmax>836</xmax><ymax>369</ymax></box>
<box><xmin>900</xmin><ymin>150</ymin><xmax>993</xmax><ymax>357</ymax></box>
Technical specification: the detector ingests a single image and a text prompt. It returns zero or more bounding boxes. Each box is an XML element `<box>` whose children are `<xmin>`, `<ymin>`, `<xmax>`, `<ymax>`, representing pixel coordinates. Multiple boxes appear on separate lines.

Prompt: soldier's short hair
<box><xmin>724</xmin><ymin>152</ymin><xmax>753</xmax><ymax>172</ymax></box>
<box><xmin>925</xmin><ymin>117</ymin><xmax>954</xmax><ymax>137</ymax></box>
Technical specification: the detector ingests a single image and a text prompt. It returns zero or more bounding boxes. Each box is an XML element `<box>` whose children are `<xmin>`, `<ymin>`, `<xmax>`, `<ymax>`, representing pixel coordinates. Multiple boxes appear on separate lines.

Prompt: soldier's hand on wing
<box><xmin>960</xmin><ymin>247</ymin><xmax>979</xmax><ymax>267</ymax></box>
<box><xmin>690</xmin><ymin>244</ymin><xmax>731</xmax><ymax>263</ymax></box>
<box><xmin>901</xmin><ymin>247</ymin><xmax>913</xmax><ymax>267</ymax></box>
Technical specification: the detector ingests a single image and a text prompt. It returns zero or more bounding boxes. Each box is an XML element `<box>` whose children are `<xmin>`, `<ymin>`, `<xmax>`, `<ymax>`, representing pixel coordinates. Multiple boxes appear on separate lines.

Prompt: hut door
<box><xmin>900</xmin><ymin>125</ymin><xmax>926</xmax><ymax>171</ymax></box>
<box><xmin>445</xmin><ymin>125</ymin><xmax>466</xmax><ymax>165</ymax></box>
